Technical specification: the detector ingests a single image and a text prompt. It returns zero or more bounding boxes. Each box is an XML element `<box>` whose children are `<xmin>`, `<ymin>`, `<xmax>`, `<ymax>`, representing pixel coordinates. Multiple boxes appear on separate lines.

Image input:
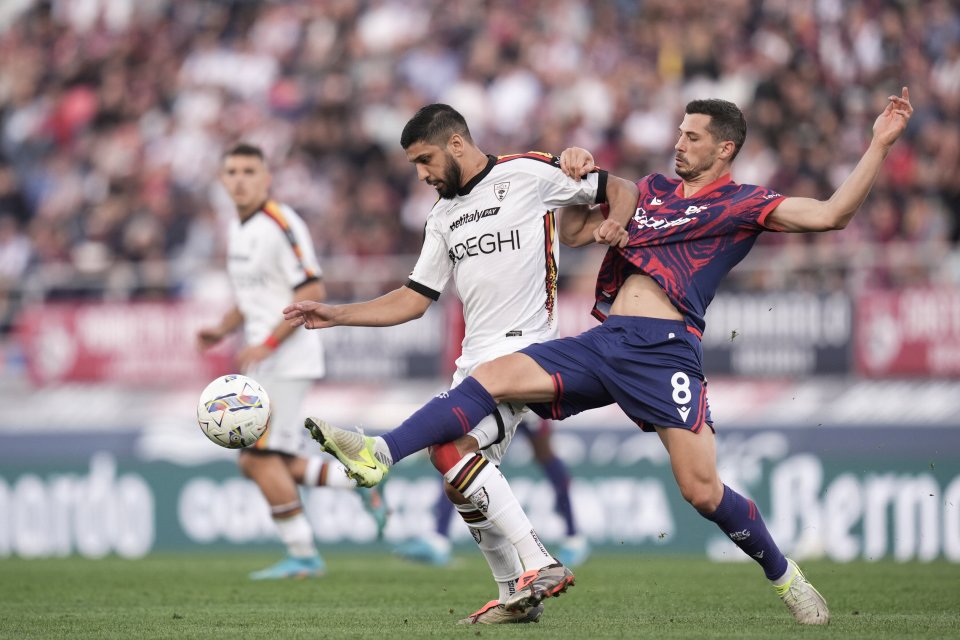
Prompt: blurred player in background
<box><xmin>298</xmin><ymin>88</ymin><xmax>913</xmax><ymax>624</ymax></box>
<box><xmin>395</xmin><ymin>416</ymin><xmax>589</xmax><ymax>568</ymax></box>
<box><xmin>284</xmin><ymin>104</ymin><xmax>638</xmax><ymax>623</ymax></box>
<box><xmin>197</xmin><ymin>143</ymin><xmax>385</xmax><ymax>581</ymax></box>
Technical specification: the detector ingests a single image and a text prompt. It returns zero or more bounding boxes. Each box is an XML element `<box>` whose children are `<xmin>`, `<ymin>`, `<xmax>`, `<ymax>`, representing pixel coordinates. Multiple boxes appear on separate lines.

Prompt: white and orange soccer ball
<box><xmin>196</xmin><ymin>374</ymin><xmax>271</xmax><ymax>449</ymax></box>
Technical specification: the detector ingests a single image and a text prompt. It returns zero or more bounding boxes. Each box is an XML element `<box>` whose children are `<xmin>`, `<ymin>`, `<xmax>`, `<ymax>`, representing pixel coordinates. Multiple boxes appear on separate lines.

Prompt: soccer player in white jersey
<box><xmin>283</xmin><ymin>105</ymin><xmax>638</xmax><ymax>623</ymax></box>
<box><xmin>197</xmin><ymin>143</ymin><xmax>386</xmax><ymax>580</ymax></box>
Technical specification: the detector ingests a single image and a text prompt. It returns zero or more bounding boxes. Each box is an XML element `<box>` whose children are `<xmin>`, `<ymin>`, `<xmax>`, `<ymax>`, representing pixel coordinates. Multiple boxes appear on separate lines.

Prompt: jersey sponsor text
<box><xmin>448</xmin><ymin>206</ymin><xmax>501</xmax><ymax>231</ymax></box>
<box><xmin>448</xmin><ymin>229</ymin><xmax>521</xmax><ymax>264</ymax></box>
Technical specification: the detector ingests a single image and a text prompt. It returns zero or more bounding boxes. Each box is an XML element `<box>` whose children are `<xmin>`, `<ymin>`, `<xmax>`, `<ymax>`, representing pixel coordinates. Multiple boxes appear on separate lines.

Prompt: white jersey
<box><xmin>408</xmin><ymin>152</ymin><xmax>607</xmax><ymax>371</ymax></box>
<box><xmin>227</xmin><ymin>200</ymin><xmax>325</xmax><ymax>380</ymax></box>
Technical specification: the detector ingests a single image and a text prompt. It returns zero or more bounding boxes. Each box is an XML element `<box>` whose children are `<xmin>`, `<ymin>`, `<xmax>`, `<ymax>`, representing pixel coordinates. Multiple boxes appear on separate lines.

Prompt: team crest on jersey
<box><xmin>494</xmin><ymin>182</ymin><xmax>510</xmax><ymax>201</ymax></box>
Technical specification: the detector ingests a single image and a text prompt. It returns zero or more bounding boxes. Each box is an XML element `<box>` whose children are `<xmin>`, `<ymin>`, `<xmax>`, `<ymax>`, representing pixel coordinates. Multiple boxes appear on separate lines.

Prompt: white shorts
<box><xmin>452</xmin><ymin>367</ymin><xmax>526</xmax><ymax>466</ymax></box>
<box><xmin>251</xmin><ymin>376</ymin><xmax>312</xmax><ymax>456</ymax></box>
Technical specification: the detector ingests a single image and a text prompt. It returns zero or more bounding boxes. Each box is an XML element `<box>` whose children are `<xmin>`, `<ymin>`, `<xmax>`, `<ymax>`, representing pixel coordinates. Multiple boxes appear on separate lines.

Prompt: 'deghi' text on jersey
<box><xmin>408</xmin><ymin>153</ymin><xmax>608</xmax><ymax>371</ymax></box>
<box><xmin>594</xmin><ymin>173</ymin><xmax>785</xmax><ymax>337</ymax></box>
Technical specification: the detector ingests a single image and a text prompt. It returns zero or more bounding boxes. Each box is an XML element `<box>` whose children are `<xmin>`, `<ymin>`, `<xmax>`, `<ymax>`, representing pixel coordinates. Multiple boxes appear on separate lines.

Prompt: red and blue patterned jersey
<box><xmin>593</xmin><ymin>173</ymin><xmax>784</xmax><ymax>337</ymax></box>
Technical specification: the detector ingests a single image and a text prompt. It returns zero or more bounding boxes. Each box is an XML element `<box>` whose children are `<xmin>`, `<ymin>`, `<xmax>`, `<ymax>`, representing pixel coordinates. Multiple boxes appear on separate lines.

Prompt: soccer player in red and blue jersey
<box><xmin>290</xmin><ymin>88</ymin><xmax>912</xmax><ymax>624</ymax></box>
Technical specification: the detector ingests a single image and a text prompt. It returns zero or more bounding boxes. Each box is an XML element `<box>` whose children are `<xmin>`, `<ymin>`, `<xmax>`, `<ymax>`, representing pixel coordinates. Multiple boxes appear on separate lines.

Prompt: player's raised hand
<box><xmin>283</xmin><ymin>300</ymin><xmax>336</xmax><ymax>329</ymax></box>
<box><xmin>593</xmin><ymin>218</ymin><xmax>630</xmax><ymax>247</ymax></box>
<box><xmin>559</xmin><ymin>147</ymin><xmax>596</xmax><ymax>181</ymax></box>
<box><xmin>873</xmin><ymin>86</ymin><xmax>912</xmax><ymax>148</ymax></box>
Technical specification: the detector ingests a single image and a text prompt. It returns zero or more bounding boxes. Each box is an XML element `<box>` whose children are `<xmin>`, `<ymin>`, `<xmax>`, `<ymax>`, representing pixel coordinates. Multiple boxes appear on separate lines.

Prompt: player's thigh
<box><xmin>520</xmin><ymin>331</ymin><xmax>615</xmax><ymax>420</ymax></box>
<box><xmin>252</xmin><ymin>377</ymin><xmax>312</xmax><ymax>455</ymax></box>
<box><xmin>472</xmin><ymin>353</ymin><xmax>557</xmax><ymax>404</ymax></box>
<box><xmin>604</xmin><ymin>322</ymin><xmax>711</xmax><ymax>434</ymax></box>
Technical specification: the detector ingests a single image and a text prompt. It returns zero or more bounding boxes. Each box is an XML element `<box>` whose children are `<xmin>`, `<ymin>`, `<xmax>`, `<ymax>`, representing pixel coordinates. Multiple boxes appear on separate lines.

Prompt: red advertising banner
<box><xmin>855</xmin><ymin>288</ymin><xmax>960</xmax><ymax>377</ymax></box>
<box><xmin>17</xmin><ymin>302</ymin><xmax>236</xmax><ymax>386</ymax></box>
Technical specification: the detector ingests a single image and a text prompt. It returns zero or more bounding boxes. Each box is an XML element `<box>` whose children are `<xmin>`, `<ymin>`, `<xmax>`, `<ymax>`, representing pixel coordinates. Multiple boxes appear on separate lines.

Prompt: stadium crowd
<box><xmin>0</xmin><ymin>0</ymin><xmax>958</xmax><ymax>332</ymax></box>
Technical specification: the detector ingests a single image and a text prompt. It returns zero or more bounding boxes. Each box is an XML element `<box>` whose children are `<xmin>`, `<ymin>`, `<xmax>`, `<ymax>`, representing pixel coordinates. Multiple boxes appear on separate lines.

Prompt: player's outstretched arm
<box><xmin>767</xmin><ymin>87</ymin><xmax>913</xmax><ymax>233</ymax></box>
<box><xmin>283</xmin><ymin>286</ymin><xmax>432</xmax><ymax>330</ymax></box>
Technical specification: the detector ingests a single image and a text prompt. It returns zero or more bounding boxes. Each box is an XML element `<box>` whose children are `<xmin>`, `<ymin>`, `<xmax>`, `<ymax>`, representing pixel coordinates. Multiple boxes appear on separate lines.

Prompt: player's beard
<box><xmin>674</xmin><ymin>153</ymin><xmax>714</xmax><ymax>181</ymax></box>
<box><xmin>434</xmin><ymin>153</ymin><xmax>462</xmax><ymax>200</ymax></box>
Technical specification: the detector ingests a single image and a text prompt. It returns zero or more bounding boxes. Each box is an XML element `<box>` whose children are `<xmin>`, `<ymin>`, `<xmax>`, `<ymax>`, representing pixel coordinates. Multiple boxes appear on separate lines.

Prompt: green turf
<box><xmin>1</xmin><ymin>553</ymin><xmax>958</xmax><ymax>639</ymax></box>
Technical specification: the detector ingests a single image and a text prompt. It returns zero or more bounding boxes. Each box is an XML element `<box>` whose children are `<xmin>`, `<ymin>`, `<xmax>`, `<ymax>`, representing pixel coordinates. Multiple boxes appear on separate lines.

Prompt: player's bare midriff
<box><xmin>609</xmin><ymin>273</ymin><xmax>683</xmax><ymax>320</ymax></box>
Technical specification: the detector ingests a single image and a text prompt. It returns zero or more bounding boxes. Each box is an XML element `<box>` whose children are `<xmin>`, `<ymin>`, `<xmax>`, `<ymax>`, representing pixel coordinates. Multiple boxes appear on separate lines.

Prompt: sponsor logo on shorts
<box><xmin>729</xmin><ymin>529</ymin><xmax>751</xmax><ymax>542</ymax></box>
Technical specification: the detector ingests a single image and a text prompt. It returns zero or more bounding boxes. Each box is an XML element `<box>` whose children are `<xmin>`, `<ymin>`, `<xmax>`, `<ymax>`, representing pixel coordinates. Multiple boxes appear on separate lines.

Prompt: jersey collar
<box><xmin>240</xmin><ymin>199</ymin><xmax>271</xmax><ymax>224</ymax></box>
<box><xmin>674</xmin><ymin>173</ymin><xmax>733</xmax><ymax>199</ymax></box>
<box><xmin>457</xmin><ymin>155</ymin><xmax>497</xmax><ymax>197</ymax></box>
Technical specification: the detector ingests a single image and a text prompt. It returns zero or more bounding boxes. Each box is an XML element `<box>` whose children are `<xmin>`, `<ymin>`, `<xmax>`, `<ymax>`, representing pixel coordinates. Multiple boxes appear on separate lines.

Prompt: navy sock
<box><xmin>542</xmin><ymin>456</ymin><xmax>575</xmax><ymax>536</ymax></box>
<box><xmin>381</xmin><ymin>376</ymin><xmax>497</xmax><ymax>464</ymax></box>
<box><xmin>701</xmin><ymin>485</ymin><xmax>788</xmax><ymax>580</ymax></box>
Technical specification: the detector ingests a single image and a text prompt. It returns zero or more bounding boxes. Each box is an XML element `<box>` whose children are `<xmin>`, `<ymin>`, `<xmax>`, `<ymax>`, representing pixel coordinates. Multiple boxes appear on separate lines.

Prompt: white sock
<box><xmin>445</xmin><ymin>454</ymin><xmax>553</xmax><ymax>572</ymax></box>
<box><xmin>372</xmin><ymin>437</ymin><xmax>394</xmax><ymax>467</ymax></box>
<box><xmin>771</xmin><ymin>559</ymin><xmax>797</xmax><ymax>587</ymax></box>
<box><xmin>272</xmin><ymin>507</ymin><xmax>317</xmax><ymax>558</ymax></box>
<box><xmin>455</xmin><ymin>502</ymin><xmax>522</xmax><ymax>602</ymax></box>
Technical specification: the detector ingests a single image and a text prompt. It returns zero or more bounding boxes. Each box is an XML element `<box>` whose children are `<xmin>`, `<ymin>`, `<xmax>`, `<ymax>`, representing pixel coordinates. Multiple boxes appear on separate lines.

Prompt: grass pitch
<box><xmin>1</xmin><ymin>552</ymin><xmax>958</xmax><ymax>639</ymax></box>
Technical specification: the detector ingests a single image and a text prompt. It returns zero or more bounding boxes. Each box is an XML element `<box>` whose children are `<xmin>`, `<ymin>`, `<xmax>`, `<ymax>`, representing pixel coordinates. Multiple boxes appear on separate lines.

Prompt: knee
<box><xmin>442</xmin><ymin>481</ymin><xmax>468</xmax><ymax>504</ymax></box>
<box><xmin>429</xmin><ymin>442</ymin><xmax>462</xmax><ymax>474</ymax></box>
<box><xmin>429</xmin><ymin>437</ymin><xmax>480</xmax><ymax>474</ymax></box>
<box><xmin>679</xmin><ymin>480</ymin><xmax>723</xmax><ymax>514</ymax></box>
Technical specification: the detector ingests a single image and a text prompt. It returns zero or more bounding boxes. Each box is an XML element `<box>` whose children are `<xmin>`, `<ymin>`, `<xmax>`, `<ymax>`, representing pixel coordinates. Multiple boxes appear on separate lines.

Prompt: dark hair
<box><xmin>223</xmin><ymin>142</ymin><xmax>265</xmax><ymax>161</ymax></box>
<box><xmin>684</xmin><ymin>99</ymin><xmax>747</xmax><ymax>160</ymax></box>
<box><xmin>400</xmin><ymin>104</ymin><xmax>473</xmax><ymax>149</ymax></box>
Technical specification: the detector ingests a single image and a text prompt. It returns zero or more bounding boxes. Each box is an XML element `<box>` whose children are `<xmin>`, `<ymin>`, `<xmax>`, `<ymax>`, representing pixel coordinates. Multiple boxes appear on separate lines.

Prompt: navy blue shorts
<box><xmin>522</xmin><ymin>316</ymin><xmax>713</xmax><ymax>433</ymax></box>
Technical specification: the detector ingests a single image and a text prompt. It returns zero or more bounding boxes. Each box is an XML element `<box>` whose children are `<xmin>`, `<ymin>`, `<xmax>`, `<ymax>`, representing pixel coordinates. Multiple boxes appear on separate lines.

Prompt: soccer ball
<box><xmin>196</xmin><ymin>374</ymin><xmax>271</xmax><ymax>449</ymax></box>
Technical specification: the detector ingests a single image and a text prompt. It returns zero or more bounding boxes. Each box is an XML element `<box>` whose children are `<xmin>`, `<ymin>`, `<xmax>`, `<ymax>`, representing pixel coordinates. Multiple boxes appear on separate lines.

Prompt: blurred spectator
<box><xmin>0</xmin><ymin>0</ymin><xmax>956</xmax><ymax>332</ymax></box>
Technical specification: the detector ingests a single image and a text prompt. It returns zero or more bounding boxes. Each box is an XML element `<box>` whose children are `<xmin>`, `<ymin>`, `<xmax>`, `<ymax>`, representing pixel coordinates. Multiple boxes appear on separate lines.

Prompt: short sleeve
<box><xmin>735</xmin><ymin>184</ymin><xmax>786</xmax><ymax>231</ymax></box>
<box><xmin>406</xmin><ymin>216</ymin><xmax>451</xmax><ymax>300</ymax></box>
<box><xmin>521</xmin><ymin>154</ymin><xmax>607</xmax><ymax>208</ymax></box>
